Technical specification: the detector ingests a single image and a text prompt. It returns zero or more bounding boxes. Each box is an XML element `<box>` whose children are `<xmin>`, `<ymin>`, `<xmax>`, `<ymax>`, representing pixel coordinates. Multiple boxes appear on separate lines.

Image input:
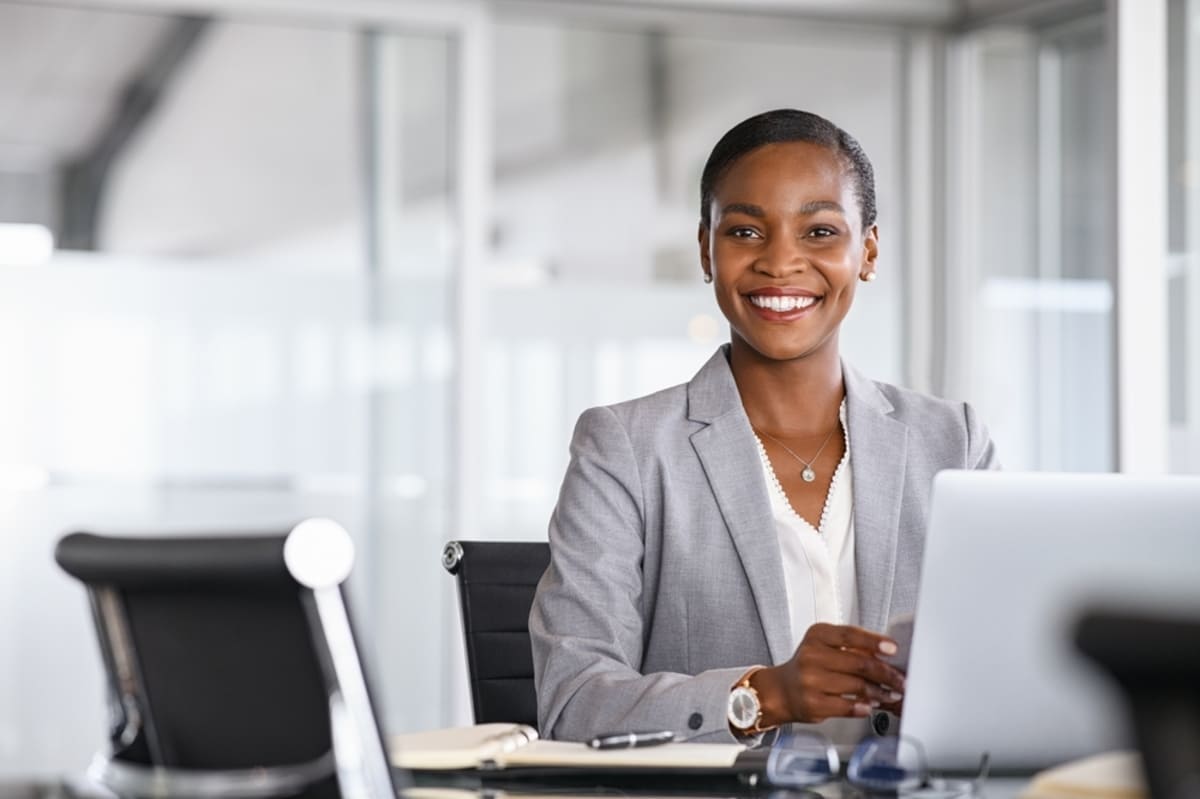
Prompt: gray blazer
<box><xmin>529</xmin><ymin>346</ymin><xmax>997</xmax><ymax>743</ymax></box>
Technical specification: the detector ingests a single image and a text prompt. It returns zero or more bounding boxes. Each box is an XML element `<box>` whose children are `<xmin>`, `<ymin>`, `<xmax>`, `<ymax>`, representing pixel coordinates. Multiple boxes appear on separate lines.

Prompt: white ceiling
<box><xmin>0</xmin><ymin>0</ymin><xmax>1074</xmax><ymax>179</ymax></box>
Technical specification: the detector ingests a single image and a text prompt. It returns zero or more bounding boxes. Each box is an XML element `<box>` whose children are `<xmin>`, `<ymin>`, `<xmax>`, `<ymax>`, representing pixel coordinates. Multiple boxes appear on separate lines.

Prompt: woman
<box><xmin>529</xmin><ymin>109</ymin><xmax>997</xmax><ymax>745</ymax></box>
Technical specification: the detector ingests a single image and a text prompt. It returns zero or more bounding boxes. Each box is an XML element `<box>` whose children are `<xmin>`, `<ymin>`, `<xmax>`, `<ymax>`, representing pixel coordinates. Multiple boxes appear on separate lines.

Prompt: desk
<box><xmin>410</xmin><ymin>770</ymin><xmax>1034</xmax><ymax>799</ymax></box>
<box><xmin>410</xmin><ymin>778</ymin><xmax>1033</xmax><ymax>799</ymax></box>
<box><xmin>0</xmin><ymin>774</ymin><xmax>1034</xmax><ymax>799</ymax></box>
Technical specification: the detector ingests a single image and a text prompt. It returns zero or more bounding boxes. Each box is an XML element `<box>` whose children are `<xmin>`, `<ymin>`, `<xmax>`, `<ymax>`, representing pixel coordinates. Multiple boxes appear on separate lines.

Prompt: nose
<box><xmin>754</xmin><ymin>235</ymin><xmax>807</xmax><ymax>277</ymax></box>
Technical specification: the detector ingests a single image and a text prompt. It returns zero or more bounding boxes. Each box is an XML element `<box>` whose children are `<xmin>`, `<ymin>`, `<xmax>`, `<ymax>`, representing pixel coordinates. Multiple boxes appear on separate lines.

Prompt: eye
<box><xmin>807</xmin><ymin>226</ymin><xmax>838</xmax><ymax>239</ymax></box>
<box><xmin>728</xmin><ymin>226</ymin><xmax>762</xmax><ymax>240</ymax></box>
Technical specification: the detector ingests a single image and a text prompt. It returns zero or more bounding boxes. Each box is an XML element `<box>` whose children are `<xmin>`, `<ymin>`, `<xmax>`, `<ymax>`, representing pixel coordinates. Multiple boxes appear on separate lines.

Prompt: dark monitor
<box><xmin>1076</xmin><ymin>610</ymin><xmax>1200</xmax><ymax>799</ymax></box>
<box><xmin>55</xmin><ymin>519</ymin><xmax>400</xmax><ymax>799</ymax></box>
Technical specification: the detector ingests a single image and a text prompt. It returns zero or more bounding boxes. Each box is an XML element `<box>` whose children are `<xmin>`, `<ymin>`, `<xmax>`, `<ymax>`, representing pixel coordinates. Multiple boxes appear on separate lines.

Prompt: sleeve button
<box><xmin>687</xmin><ymin>712</ymin><xmax>703</xmax><ymax>730</ymax></box>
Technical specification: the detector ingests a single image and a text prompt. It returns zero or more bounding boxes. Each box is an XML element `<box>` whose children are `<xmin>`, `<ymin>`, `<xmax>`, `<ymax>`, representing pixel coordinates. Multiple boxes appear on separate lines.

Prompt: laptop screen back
<box><xmin>900</xmin><ymin>471</ymin><xmax>1200</xmax><ymax>771</ymax></box>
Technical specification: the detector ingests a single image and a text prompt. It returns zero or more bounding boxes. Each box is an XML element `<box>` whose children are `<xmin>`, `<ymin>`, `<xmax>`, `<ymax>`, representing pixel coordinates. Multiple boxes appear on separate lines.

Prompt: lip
<box><xmin>743</xmin><ymin>286</ymin><xmax>823</xmax><ymax>322</ymax></box>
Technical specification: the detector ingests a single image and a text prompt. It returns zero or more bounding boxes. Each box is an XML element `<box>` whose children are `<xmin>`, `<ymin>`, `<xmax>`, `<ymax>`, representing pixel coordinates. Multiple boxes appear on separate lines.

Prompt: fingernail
<box><xmin>888</xmin><ymin>691</ymin><xmax>902</xmax><ymax>702</ymax></box>
<box><xmin>879</xmin><ymin>641</ymin><xmax>898</xmax><ymax>655</ymax></box>
<box><xmin>854</xmin><ymin>703</ymin><xmax>872</xmax><ymax>716</ymax></box>
<box><xmin>870</xmin><ymin>700</ymin><xmax>881</xmax><ymax>708</ymax></box>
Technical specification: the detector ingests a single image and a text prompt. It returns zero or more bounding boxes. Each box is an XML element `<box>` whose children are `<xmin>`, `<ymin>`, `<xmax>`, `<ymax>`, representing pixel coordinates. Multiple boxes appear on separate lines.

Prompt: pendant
<box><xmin>801</xmin><ymin>467</ymin><xmax>816</xmax><ymax>483</ymax></box>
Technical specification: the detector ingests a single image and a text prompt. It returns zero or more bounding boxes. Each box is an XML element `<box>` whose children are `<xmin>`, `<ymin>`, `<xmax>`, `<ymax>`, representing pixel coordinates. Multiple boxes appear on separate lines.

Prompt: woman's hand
<box><xmin>753</xmin><ymin>623</ymin><xmax>907</xmax><ymax>725</ymax></box>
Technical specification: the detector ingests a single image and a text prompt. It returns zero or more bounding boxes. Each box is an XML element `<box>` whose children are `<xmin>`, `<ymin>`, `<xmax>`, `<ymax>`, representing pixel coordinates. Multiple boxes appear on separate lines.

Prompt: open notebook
<box><xmin>390</xmin><ymin>723</ymin><xmax>760</xmax><ymax>778</ymax></box>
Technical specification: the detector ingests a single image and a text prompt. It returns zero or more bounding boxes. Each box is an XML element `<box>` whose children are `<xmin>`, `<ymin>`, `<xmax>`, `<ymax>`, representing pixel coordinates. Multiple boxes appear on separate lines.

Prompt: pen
<box><xmin>588</xmin><ymin>730</ymin><xmax>675</xmax><ymax>750</ymax></box>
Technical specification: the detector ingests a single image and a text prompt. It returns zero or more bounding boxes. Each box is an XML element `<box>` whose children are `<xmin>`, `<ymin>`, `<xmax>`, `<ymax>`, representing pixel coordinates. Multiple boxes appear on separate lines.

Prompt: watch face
<box><xmin>727</xmin><ymin>685</ymin><xmax>760</xmax><ymax>730</ymax></box>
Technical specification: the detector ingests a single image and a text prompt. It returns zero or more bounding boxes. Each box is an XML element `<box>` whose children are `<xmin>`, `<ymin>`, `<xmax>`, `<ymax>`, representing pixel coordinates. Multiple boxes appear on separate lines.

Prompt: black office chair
<box><xmin>55</xmin><ymin>519</ymin><xmax>398</xmax><ymax>799</ymax></box>
<box><xmin>441</xmin><ymin>540</ymin><xmax>550</xmax><ymax>729</ymax></box>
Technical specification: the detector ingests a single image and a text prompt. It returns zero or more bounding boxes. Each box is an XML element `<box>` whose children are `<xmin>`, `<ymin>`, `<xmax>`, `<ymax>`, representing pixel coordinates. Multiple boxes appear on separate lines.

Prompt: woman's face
<box><xmin>699</xmin><ymin>140</ymin><xmax>878</xmax><ymax>365</ymax></box>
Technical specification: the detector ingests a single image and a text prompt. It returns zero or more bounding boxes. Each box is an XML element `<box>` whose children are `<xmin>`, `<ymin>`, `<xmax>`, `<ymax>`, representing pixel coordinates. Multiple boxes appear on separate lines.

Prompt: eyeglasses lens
<box><xmin>847</xmin><ymin>737</ymin><xmax>924</xmax><ymax>792</ymax></box>
<box><xmin>766</xmin><ymin>733</ymin><xmax>840</xmax><ymax>788</ymax></box>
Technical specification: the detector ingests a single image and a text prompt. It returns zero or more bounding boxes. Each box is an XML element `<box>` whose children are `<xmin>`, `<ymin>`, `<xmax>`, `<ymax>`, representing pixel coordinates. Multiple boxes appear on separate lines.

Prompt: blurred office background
<box><xmin>0</xmin><ymin>0</ymin><xmax>1193</xmax><ymax>777</ymax></box>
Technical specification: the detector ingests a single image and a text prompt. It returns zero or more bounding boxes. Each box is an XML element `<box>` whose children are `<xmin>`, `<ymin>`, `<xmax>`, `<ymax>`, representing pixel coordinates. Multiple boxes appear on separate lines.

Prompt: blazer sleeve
<box><xmin>529</xmin><ymin>406</ymin><xmax>746</xmax><ymax>743</ymax></box>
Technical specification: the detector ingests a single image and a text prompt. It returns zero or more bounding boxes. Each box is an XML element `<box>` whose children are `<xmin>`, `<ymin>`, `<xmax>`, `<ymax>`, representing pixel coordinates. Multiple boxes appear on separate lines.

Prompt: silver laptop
<box><xmin>900</xmin><ymin>470</ymin><xmax>1200</xmax><ymax>772</ymax></box>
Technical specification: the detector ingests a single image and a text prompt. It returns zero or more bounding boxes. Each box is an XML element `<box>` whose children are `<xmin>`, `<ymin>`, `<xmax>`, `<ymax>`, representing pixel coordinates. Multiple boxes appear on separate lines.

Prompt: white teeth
<box><xmin>749</xmin><ymin>294</ymin><xmax>817</xmax><ymax>311</ymax></box>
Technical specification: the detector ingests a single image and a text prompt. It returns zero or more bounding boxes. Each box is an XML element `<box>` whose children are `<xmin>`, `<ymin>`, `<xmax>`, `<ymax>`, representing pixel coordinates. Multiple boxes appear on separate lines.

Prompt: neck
<box><xmin>729</xmin><ymin>338</ymin><xmax>844</xmax><ymax>436</ymax></box>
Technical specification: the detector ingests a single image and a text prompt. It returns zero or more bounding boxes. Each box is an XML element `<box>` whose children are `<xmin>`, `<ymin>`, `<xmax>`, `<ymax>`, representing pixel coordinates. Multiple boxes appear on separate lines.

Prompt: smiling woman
<box><xmin>529</xmin><ymin>109</ymin><xmax>999</xmax><ymax>747</ymax></box>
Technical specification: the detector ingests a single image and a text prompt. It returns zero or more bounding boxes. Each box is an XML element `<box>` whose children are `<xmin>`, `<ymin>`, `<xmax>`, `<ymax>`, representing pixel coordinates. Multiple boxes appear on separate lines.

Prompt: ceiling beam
<box><xmin>57</xmin><ymin>14</ymin><xmax>210</xmax><ymax>250</ymax></box>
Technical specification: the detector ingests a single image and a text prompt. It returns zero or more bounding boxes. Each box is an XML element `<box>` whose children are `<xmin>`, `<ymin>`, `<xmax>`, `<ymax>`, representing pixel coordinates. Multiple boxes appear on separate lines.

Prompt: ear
<box><xmin>862</xmin><ymin>224</ymin><xmax>879</xmax><ymax>269</ymax></box>
<box><xmin>698</xmin><ymin>223</ymin><xmax>713</xmax><ymax>280</ymax></box>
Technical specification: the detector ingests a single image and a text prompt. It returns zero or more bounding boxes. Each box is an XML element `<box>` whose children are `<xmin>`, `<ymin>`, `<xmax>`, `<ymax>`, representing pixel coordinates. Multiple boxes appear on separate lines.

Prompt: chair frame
<box><xmin>56</xmin><ymin>519</ymin><xmax>397</xmax><ymax>799</ymax></box>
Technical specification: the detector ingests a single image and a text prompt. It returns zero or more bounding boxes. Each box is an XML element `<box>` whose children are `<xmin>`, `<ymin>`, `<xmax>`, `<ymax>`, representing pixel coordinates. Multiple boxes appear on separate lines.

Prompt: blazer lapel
<box><xmin>844</xmin><ymin>362</ymin><xmax>909</xmax><ymax>632</ymax></box>
<box><xmin>687</xmin><ymin>348</ymin><xmax>793</xmax><ymax>664</ymax></box>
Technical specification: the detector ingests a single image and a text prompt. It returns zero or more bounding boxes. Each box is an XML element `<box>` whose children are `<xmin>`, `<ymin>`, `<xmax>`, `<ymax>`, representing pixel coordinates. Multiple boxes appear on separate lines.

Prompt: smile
<box><xmin>747</xmin><ymin>294</ymin><xmax>817</xmax><ymax>312</ymax></box>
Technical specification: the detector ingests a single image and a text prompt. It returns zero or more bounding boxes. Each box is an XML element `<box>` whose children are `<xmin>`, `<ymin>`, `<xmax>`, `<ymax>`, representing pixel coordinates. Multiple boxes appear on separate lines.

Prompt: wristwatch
<box><xmin>727</xmin><ymin>666</ymin><xmax>769</xmax><ymax>734</ymax></box>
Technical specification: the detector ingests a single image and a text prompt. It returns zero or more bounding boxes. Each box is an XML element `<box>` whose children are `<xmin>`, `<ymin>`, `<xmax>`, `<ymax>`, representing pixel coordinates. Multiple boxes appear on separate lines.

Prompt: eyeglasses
<box><xmin>765</xmin><ymin>730</ymin><xmax>990</xmax><ymax>797</ymax></box>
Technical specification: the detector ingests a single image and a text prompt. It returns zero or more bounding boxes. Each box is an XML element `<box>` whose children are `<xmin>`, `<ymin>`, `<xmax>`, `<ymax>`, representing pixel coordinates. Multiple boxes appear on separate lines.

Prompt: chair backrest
<box><xmin>55</xmin><ymin>519</ymin><xmax>398</xmax><ymax>799</ymax></box>
<box><xmin>441</xmin><ymin>540</ymin><xmax>550</xmax><ymax>729</ymax></box>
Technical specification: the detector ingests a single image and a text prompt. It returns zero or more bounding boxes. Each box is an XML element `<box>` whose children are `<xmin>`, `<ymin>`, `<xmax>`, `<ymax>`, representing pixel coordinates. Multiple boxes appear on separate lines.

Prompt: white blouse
<box><xmin>754</xmin><ymin>401</ymin><xmax>859</xmax><ymax>652</ymax></box>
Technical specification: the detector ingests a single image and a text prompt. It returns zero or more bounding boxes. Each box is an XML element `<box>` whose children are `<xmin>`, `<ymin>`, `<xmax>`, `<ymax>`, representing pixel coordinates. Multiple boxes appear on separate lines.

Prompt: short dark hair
<box><xmin>699</xmin><ymin>108</ymin><xmax>877</xmax><ymax>231</ymax></box>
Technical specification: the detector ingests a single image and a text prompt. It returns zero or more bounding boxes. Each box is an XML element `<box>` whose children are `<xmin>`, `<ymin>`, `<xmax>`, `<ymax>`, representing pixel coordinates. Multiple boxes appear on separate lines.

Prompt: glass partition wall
<box><xmin>943</xmin><ymin>8</ymin><xmax>1114</xmax><ymax>472</ymax></box>
<box><xmin>0</xmin><ymin>2</ymin><xmax>464</xmax><ymax>771</ymax></box>
<box><xmin>477</xmin><ymin>15</ymin><xmax>909</xmax><ymax>538</ymax></box>
<box><xmin>0</xmin><ymin>0</ymin><xmax>1182</xmax><ymax>779</ymax></box>
<box><xmin>1168</xmin><ymin>0</ymin><xmax>1200</xmax><ymax>473</ymax></box>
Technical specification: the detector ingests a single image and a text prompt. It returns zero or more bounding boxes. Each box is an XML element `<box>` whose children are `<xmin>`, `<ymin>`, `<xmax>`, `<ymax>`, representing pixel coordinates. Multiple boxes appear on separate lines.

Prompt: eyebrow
<box><xmin>796</xmin><ymin>200</ymin><xmax>846</xmax><ymax>215</ymax></box>
<box><xmin>720</xmin><ymin>202</ymin><xmax>766</xmax><ymax>218</ymax></box>
<box><xmin>719</xmin><ymin>200</ymin><xmax>846</xmax><ymax>219</ymax></box>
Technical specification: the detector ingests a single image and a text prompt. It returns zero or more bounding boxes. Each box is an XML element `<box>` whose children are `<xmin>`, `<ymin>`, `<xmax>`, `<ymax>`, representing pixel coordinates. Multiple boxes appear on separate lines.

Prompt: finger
<box><xmin>807</xmin><ymin>647</ymin><xmax>908</xmax><ymax>693</ymax></box>
<box><xmin>806</xmin><ymin>623</ymin><xmax>899</xmax><ymax>659</ymax></box>
<box><xmin>803</xmin><ymin>693</ymin><xmax>874</xmax><ymax>723</ymax></box>
<box><xmin>804</xmin><ymin>671</ymin><xmax>896</xmax><ymax>706</ymax></box>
